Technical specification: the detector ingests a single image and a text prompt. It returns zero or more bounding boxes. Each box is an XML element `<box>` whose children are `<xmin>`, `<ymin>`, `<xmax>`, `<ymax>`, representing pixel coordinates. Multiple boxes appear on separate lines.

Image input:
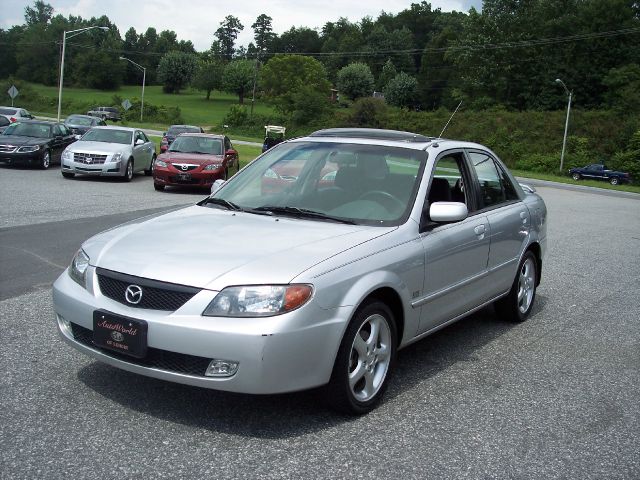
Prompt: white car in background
<box><xmin>0</xmin><ymin>106</ymin><xmax>34</xmax><ymax>123</ymax></box>
<box><xmin>60</xmin><ymin>126</ymin><xmax>156</xmax><ymax>181</ymax></box>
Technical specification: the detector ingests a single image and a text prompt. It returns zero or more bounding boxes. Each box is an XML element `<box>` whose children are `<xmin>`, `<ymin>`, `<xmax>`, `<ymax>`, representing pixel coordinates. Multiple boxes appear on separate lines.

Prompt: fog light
<box><xmin>57</xmin><ymin>315</ymin><xmax>72</xmax><ymax>337</ymax></box>
<box><xmin>205</xmin><ymin>359</ymin><xmax>239</xmax><ymax>377</ymax></box>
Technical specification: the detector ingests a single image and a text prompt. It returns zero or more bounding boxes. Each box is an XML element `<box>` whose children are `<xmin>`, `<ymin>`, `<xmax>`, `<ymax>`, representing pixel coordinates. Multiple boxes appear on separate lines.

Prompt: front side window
<box><xmin>208</xmin><ymin>141</ymin><xmax>426</xmax><ymax>226</ymax></box>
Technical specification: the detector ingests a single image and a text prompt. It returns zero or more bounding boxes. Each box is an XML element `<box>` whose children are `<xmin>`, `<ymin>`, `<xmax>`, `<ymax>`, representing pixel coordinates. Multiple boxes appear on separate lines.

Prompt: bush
<box><xmin>347</xmin><ymin>97</ymin><xmax>388</xmax><ymax>128</ymax></box>
<box><xmin>222</xmin><ymin>105</ymin><xmax>249</xmax><ymax>127</ymax></box>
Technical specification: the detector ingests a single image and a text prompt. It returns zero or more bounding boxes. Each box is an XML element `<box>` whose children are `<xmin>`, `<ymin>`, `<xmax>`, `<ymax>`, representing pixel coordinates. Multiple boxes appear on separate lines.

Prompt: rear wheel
<box><xmin>495</xmin><ymin>250</ymin><xmax>538</xmax><ymax>323</ymax></box>
<box><xmin>40</xmin><ymin>150</ymin><xmax>51</xmax><ymax>169</ymax></box>
<box><xmin>326</xmin><ymin>300</ymin><xmax>396</xmax><ymax>415</ymax></box>
<box><xmin>610</xmin><ymin>177</ymin><xmax>619</xmax><ymax>185</ymax></box>
<box><xmin>572</xmin><ymin>172</ymin><xmax>581</xmax><ymax>180</ymax></box>
<box><xmin>145</xmin><ymin>155</ymin><xmax>155</xmax><ymax>176</ymax></box>
<box><xmin>122</xmin><ymin>159</ymin><xmax>133</xmax><ymax>182</ymax></box>
<box><xmin>61</xmin><ymin>171</ymin><xmax>75</xmax><ymax>179</ymax></box>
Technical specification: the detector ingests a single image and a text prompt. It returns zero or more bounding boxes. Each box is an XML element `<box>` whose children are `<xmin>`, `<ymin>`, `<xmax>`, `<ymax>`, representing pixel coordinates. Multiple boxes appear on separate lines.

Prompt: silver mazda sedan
<box><xmin>53</xmin><ymin>128</ymin><xmax>547</xmax><ymax>414</ymax></box>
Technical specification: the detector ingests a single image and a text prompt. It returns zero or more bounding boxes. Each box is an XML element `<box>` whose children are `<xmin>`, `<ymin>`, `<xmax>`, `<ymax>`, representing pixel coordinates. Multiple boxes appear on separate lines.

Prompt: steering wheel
<box><xmin>358</xmin><ymin>190</ymin><xmax>405</xmax><ymax>212</ymax></box>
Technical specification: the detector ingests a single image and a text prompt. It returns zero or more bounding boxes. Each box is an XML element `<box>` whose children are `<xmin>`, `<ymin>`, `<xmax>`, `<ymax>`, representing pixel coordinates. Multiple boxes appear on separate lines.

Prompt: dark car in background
<box><xmin>87</xmin><ymin>106</ymin><xmax>121</xmax><ymax>122</ymax></box>
<box><xmin>0</xmin><ymin>120</ymin><xmax>76</xmax><ymax>169</ymax></box>
<box><xmin>153</xmin><ymin>133</ymin><xmax>239</xmax><ymax>191</ymax></box>
<box><xmin>64</xmin><ymin>114</ymin><xmax>107</xmax><ymax>135</ymax></box>
<box><xmin>569</xmin><ymin>164</ymin><xmax>631</xmax><ymax>185</ymax></box>
<box><xmin>160</xmin><ymin>125</ymin><xmax>204</xmax><ymax>152</ymax></box>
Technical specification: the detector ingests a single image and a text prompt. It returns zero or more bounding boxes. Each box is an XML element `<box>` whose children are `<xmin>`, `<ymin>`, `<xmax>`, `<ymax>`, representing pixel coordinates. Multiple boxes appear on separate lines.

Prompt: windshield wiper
<box><xmin>253</xmin><ymin>206</ymin><xmax>356</xmax><ymax>224</ymax></box>
<box><xmin>199</xmin><ymin>197</ymin><xmax>241</xmax><ymax>211</ymax></box>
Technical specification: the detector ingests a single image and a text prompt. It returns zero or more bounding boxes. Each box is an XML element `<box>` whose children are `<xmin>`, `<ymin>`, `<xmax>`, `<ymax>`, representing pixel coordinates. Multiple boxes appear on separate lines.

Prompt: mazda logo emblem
<box><xmin>111</xmin><ymin>331</ymin><xmax>124</xmax><ymax>342</ymax></box>
<box><xmin>181</xmin><ymin>164</ymin><xmax>188</xmax><ymax>171</ymax></box>
<box><xmin>125</xmin><ymin>285</ymin><xmax>143</xmax><ymax>304</ymax></box>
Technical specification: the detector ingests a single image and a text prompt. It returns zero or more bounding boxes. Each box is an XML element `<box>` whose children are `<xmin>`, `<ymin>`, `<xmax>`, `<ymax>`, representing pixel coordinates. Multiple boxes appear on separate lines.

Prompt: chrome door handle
<box><xmin>520</xmin><ymin>211</ymin><xmax>528</xmax><ymax>225</ymax></box>
<box><xmin>474</xmin><ymin>225</ymin><xmax>486</xmax><ymax>235</ymax></box>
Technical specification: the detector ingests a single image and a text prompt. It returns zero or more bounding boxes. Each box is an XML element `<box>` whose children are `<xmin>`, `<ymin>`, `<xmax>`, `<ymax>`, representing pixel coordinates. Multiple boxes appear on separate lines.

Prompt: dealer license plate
<box><xmin>93</xmin><ymin>310</ymin><xmax>148</xmax><ymax>358</ymax></box>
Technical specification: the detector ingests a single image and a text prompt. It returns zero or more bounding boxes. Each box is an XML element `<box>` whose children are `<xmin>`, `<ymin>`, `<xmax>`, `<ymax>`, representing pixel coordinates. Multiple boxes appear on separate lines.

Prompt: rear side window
<box><xmin>468</xmin><ymin>152</ymin><xmax>507</xmax><ymax>209</ymax></box>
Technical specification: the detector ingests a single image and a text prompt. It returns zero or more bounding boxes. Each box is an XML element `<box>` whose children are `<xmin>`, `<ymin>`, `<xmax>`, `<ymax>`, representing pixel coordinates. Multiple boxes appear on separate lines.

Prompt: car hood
<box><xmin>83</xmin><ymin>205</ymin><xmax>393</xmax><ymax>290</ymax></box>
<box><xmin>159</xmin><ymin>152</ymin><xmax>223</xmax><ymax>164</ymax></box>
<box><xmin>0</xmin><ymin>135</ymin><xmax>49</xmax><ymax>147</ymax></box>
<box><xmin>67</xmin><ymin>141</ymin><xmax>130</xmax><ymax>153</ymax></box>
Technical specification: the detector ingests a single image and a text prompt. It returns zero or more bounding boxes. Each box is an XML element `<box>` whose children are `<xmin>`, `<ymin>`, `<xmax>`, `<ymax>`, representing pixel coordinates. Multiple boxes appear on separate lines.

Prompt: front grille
<box><xmin>171</xmin><ymin>164</ymin><xmax>199</xmax><ymax>172</ymax></box>
<box><xmin>74</xmin><ymin>152</ymin><xmax>108</xmax><ymax>164</ymax></box>
<box><xmin>0</xmin><ymin>144</ymin><xmax>17</xmax><ymax>153</ymax></box>
<box><xmin>71</xmin><ymin>323</ymin><xmax>212</xmax><ymax>376</ymax></box>
<box><xmin>97</xmin><ymin>267</ymin><xmax>200</xmax><ymax>311</ymax></box>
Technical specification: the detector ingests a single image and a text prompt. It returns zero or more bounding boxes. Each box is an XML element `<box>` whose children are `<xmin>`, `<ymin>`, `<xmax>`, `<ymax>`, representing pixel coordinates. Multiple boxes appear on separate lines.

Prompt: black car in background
<box><xmin>160</xmin><ymin>125</ymin><xmax>204</xmax><ymax>152</ymax></box>
<box><xmin>0</xmin><ymin>120</ymin><xmax>76</xmax><ymax>169</ymax></box>
<box><xmin>64</xmin><ymin>114</ymin><xmax>107</xmax><ymax>135</ymax></box>
<box><xmin>569</xmin><ymin>164</ymin><xmax>632</xmax><ymax>185</ymax></box>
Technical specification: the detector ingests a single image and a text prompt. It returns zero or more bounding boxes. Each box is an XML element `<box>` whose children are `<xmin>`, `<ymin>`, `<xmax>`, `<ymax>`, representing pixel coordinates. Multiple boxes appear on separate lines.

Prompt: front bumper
<box><xmin>61</xmin><ymin>158</ymin><xmax>124</xmax><ymax>176</ymax></box>
<box><xmin>52</xmin><ymin>269</ymin><xmax>346</xmax><ymax>394</ymax></box>
<box><xmin>153</xmin><ymin>167</ymin><xmax>225</xmax><ymax>188</ymax></box>
<box><xmin>0</xmin><ymin>150</ymin><xmax>44</xmax><ymax>165</ymax></box>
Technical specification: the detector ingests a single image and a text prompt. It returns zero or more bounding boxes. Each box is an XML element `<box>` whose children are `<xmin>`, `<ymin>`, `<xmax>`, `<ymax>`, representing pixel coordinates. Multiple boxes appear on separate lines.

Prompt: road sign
<box><xmin>8</xmin><ymin>85</ymin><xmax>19</xmax><ymax>106</ymax></box>
<box><xmin>122</xmin><ymin>99</ymin><xmax>132</xmax><ymax>111</ymax></box>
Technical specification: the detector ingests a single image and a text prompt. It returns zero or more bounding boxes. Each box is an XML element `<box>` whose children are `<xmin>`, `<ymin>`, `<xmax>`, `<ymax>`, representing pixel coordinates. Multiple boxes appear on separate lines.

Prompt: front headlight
<box><xmin>204</xmin><ymin>163</ymin><xmax>223</xmax><ymax>171</ymax></box>
<box><xmin>203</xmin><ymin>284</ymin><xmax>313</xmax><ymax>317</ymax></box>
<box><xmin>17</xmin><ymin>145</ymin><xmax>40</xmax><ymax>153</ymax></box>
<box><xmin>62</xmin><ymin>149</ymin><xmax>73</xmax><ymax>161</ymax></box>
<box><xmin>69</xmin><ymin>249</ymin><xmax>90</xmax><ymax>287</ymax></box>
<box><xmin>155</xmin><ymin>159</ymin><xmax>168</xmax><ymax>168</ymax></box>
<box><xmin>111</xmin><ymin>152</ymin><xmax>123</xmax><ymax>163</ymax></box>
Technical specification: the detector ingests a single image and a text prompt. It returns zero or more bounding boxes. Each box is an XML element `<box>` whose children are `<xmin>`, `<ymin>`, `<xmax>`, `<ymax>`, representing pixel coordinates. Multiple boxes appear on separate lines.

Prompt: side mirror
<box><xmin>429</xmin><ymin>202</ymin><xmax>468</xmax><ymax>223</ymax></box>
<box><xmin>74</xmin><ymin>135</ymin><xmax>82</xmax><ymax>140</ymax></box>
<box><xmin>225</xmin><ymin>149</ymin><xmax>236</xmax><ymax>156</ymax></box>
<box><xmin>211</xmin><ymin>179</ymin><xmax>226</xmax><ymax>195</ymax></box>
<box><xmin>519</xmin><ymin>183</ymin><xmax>536</xmax><ymax>194</ymax></box>
<box><xmin>135</xmin><ymin>138</ymin><xmax>144</xmax><ymax>145</ymax></box>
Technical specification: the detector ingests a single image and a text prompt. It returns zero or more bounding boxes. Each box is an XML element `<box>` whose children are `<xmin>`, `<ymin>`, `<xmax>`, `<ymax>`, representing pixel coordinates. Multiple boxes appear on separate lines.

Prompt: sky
<box><xmin>1</xmin><ymin>0</ymin><xmax>482</xmax><ymax>51</ymax></box>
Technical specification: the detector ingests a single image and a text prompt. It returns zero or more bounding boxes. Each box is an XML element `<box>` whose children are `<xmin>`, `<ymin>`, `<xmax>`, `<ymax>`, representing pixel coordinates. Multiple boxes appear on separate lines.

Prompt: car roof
<box><xmin>92</xmin><ymin>125</ymin><xmax>137</xmax><ymax>132</ymax></box>
<box><xmin>168</xmin><ymin>125</ymin><xmax>201</xmax><ymax>129</ymax></box>
<box><xmin>11</xmin><ymin>119</ymin><xmax>58</xmax><ymax>126</ymax></box>
<box><xmin>175</xmin><ymin>133</ymin><xmax>223</xmax><ymax>139</ymax></box>
<box><xmin>66</xmin><ymin>114</ymin><xmax>96</xmax><ymax>119</ymax></box>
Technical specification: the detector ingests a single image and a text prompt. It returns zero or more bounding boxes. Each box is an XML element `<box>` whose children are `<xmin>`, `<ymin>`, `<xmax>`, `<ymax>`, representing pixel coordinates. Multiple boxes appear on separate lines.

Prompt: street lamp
<box><xmin>555</xmin><ymin>78</ymin><xmax>572</xmax><ymax>172</ymax></box>
<box><xmin>57</xmin><ymin>25</ymin><xmax>109</xmax><ymax>122</ymax></box>
<box><xmin>119</xmin><ymin>56</ymin><xmax>146</xmax><ymax>122</ymax></box>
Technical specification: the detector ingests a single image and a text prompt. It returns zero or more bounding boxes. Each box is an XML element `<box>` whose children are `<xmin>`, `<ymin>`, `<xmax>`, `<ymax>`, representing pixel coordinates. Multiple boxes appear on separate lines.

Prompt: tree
<box><xmin>337</xmin><ymin>63</ymin><xmax>374</xmax><ymax>100</ymax></box>
<box><xmin>603</xmin><ymin>64</ymin><xmax>640</xmax><ymax>113</ymax></box>
<box><xmin>252</xmin><ymin>14</ymin><xmax>276</xmax><ymax>53</ymax></box>
<box><xmin>377</xmin><ymin>59</ymin><xmax>397</xmax><ymax>91</ymax></box>
<box><xmin>215</xmin><ymin>15</ymin><xmax>243</xmax><ymax>61</ymax></box>
<box><xmin>157</xmin><ymin>51</ymin><xmax>198</xmax><ymax>93</ymax></box>
<box><xmin>193</xmin><ymin>60</ymin><xmax>224</xmax><ymax>100</ymax></box>
<box><xmin>275</xmin><ymin>27</ymin><xmax>322</xmax><ymax>54</ymax></box>
<box><xmin>24</xmin><ymin>0</ymin><xmax>53</xmax><ymax>26</ymax></box>
<box><xmin>260</xmin><ymin>55</ymin><xmax>331</xmax><ymax>117</ymax></box>
<box><xmin>222</xmin><ymin>59</ymin><xmax>254</xmax><ymax>104</ymax></box>
<box><xmin>384</xmin><ymin>72</ymin><xmax>419</xmax><ymax>108</ymax></box>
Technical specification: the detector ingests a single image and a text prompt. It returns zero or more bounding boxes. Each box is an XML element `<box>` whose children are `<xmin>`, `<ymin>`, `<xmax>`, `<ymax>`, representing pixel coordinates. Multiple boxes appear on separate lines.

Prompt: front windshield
<box><xmin>66</xmin><ymin>116</ymin><xmax>93</xmax><ymax>126</ymax></box>
<box><xmin>81</xmin><ymin>129</ymin><xmax>132</xmax><ymax>144</ymax></box>
<box><xmin>169</xmin><ymin>136</ymin><xmax>223</xmax><ymax>154</ymax></box>
<box><xmin>3</xmin><ymin>122</ymin><xmax>51</xmax><ymax>138</ymax></box>
<box><xmin>209</xmin><ymin>141</ymin><xmax>426</xmax><ymax>225</ymax></box>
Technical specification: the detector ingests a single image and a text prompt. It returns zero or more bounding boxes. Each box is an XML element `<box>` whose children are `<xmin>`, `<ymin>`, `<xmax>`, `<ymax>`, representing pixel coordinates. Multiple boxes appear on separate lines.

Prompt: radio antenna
<box><xmin>438</xmin><ymin>101</ymin><xmax>463</xmax><ymax>139</ymax></box>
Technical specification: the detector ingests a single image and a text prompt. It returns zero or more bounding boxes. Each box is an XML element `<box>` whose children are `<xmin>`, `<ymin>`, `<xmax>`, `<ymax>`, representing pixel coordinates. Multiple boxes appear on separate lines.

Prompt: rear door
<box><xmin>132</xmin><ymin>130</ymin><xmax>154</xmax><ymax>171</ymax></box>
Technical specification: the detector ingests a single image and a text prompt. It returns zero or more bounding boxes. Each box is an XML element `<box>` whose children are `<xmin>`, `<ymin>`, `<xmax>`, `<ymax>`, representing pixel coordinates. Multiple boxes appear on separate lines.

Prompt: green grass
<box><xmin>512</xmin><ymin>169</ymin><xmax>640</xmax><ymax>194</ymax></box>
<box><xmin>28</xmin><ymin>83</ymin><xmax>274</xmax><ymax>130</ymax></box>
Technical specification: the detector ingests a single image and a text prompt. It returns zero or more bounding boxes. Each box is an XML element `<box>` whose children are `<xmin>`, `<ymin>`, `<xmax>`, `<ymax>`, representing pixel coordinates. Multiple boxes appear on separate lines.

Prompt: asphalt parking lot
<box><xmin>1</xmin><ymin>165</ymin><xmax>639</xmax><ymax>479</ymax></box>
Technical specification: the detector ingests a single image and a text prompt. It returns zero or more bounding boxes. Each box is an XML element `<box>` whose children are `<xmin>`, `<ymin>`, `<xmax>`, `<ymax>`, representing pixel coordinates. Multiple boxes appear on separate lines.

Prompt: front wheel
<box><xmin>495</xmin><ymin>250</ymin><xmax>538</xmax><ymax>322</ymax></box>
<box><xmin>122</xmin><ymin>159</ymin><xmax>133</xmax><ymax>182</ymax></box>
<box><xmin>609</xmin><ymin>177</ymin><xmax>619</xmax><ymax>185</ymax></box>
<box><xmin>40</xmin><ymin>150</ymin><xmax>51</xmax><ymax>169</ymax></box>
<box><xmin>326</xmin><ymin>300</ymin><xmax>397</xmax><ymax>415</ymax></box>
<box><xmin>572</xmin><ymin>172</ymin><xmax>581</xmax><ymax>181</ymax></box>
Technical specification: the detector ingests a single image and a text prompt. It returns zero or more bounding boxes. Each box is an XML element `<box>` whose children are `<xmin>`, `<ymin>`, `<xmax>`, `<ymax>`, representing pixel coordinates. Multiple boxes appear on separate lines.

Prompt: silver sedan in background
<box><xmin>53</xmin><ymin>128</ymin><xmax>547</xmax><ymax>414</ymax></box>
<box><xmin>60</xmin><ymin>126</ymin><xmax>156</xmax><ymax>181</ymax></box>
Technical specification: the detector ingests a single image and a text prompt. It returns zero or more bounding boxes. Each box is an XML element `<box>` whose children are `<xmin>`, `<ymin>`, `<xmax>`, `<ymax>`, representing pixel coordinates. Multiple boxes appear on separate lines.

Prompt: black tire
<box><xmin>123</xmin><ymin>159</ymin><xmax>133</xmax><ymax>182</ymax></box>
<box><xmin>326</xmin><ymin>300</ymin><xmax>397</xmax><ymax>415</ymax></box>
<box><xmin>145</xmin><ymin>155</ymin><xmax>155</xmax><ymax>176</ymax></box>
<box><xmin>495</xmin><ymin>250</ymin><xmax>538</xmax><ymax>323</ymax></box>
<box><xmin>40</xmin><ymin>150</ymin><xmax>51</xmax><ymax>169</ymax></box>
<box><xmin>572</xmin><ymin>172</ymin><xmax>581</xmax><ymax>181</ymax></box>
<box><xmin>609</xmin><ymin>177</ymin><xmax>619</xmax><ymax>185</ymax></box>
<box><xmin>61</xmin><ymin>171</ymin><xmax>75</xmax><ymax>179</ymax></box>
<box><xmin>154</xmin><ymin>183</ymin><xmax>165</xmax><ymax>191</ymax></box>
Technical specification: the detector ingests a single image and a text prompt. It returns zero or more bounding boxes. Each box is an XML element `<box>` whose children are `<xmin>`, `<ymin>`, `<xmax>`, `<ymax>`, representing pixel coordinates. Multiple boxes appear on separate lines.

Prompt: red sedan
<box><xmin>153</xmin><ymin>133</ymin><xmax>239</xmax><ymax>191</ymax></box>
